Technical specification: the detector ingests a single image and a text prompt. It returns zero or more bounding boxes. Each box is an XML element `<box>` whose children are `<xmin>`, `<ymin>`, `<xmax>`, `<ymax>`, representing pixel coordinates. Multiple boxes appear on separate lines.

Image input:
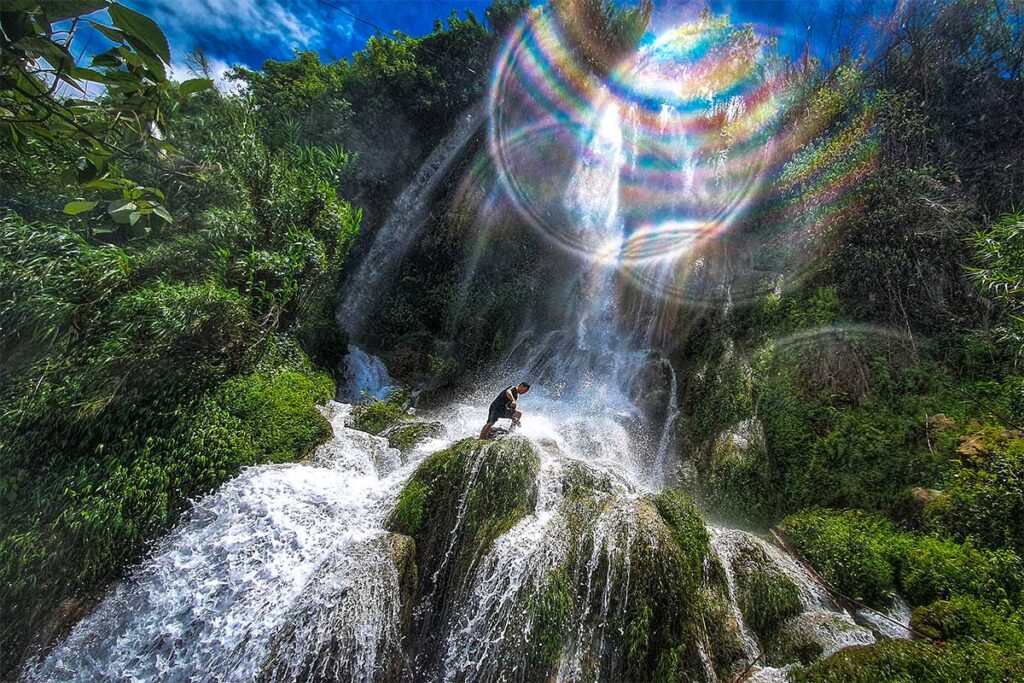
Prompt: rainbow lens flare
<box><xmin>488</xmin><ymin>5</ymin><xmax>880</xmax><ymax>307</ymax></box>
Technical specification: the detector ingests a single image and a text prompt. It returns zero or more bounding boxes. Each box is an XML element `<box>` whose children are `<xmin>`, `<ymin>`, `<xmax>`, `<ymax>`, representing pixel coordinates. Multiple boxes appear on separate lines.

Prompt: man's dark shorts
<box><xmin>487</xmin><ymin>401</ymin><xmax>515</xmax><ymax>424</ymax></box>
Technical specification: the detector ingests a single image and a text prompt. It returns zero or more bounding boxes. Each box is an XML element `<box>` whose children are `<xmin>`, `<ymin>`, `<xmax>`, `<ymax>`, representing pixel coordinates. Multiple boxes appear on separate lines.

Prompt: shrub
<box><xmin>779</xmin><ymin>509</ymin><xmax>900</xmax><ymax>604</ymax></box>
<box><xmin>781</xmin><ymin>508</ymin><xmax>1024</xmax><ymax>608</ymax></box>
<box><xmin>924</xmin><ymin>429</ymin><xmax>1024</xmax><ymax>556</ymax></box>
<box><xmin>911</xmin><ymin>596</ymin><xmax>1024</xmax><ymax>648</ymax></box>
<box><xmin>791</xmin><ymin>639</ymin><xmax>1024</xmax><ymax>683</ymax></box>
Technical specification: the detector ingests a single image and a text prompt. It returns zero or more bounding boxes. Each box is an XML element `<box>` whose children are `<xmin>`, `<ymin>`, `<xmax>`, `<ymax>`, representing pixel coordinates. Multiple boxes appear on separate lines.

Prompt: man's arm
<box><xmin>505</xmin><ymin>387</ymin><xmax>516</xmax><ymax>404</ymax></box>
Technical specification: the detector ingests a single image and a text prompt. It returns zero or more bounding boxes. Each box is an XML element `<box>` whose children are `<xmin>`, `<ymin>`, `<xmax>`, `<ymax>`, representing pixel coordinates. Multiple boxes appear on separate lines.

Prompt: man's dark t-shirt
<box><xmin>487</xmin><ymin>386</ymin><xmax>518</xmax><ymax>422</ymax></box>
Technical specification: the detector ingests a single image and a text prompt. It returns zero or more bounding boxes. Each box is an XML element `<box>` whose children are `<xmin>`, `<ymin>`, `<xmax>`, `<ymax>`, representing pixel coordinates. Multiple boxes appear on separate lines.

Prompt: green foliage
<box><xmin>781</xmin><ymin>509</ymin><xmax>1024</xmax><ymax>608</ymax></box>
<box><xmin>0</xmin><ymin>1</ymin><xmax>211</xmax><ymax>220</ymax></box>
<box><xmin>911</xmin><ymin>596</ymin><xmax>1024</xmax><ymax>649</ymax></box>
<box><xmin>0</xmin><ymin>10</ymin><xmax>360</xmax><ymax>671</ymax></box>
<box><xmin>214</xmin><ymin>367</ymin><xmax>333</xmax><ymax>464</ymax></box>
<box><xmin>0</xmin><ymin>345</ymin><xmax>332</xmax><ymax>673</ymax></box>
<box><xmin>971</xmin><ymin>211</ymin><xmax>1024</xmax><ymax>356</ymax></box>
<box><xmin>924</xmin><ymin>429</ymin><xmax>1024</xmax><ymax>556</ymax></box>
<box><xmin>791</xmin><ymin>639</ymin><xmax>1024</xmax><ymax>683</ymax></box>
<box><xmin>780</xmin><ymin>509</ymin><xmax>899</xmax><ymax>604</ymax></box>
<box><xmin>351</xmin><ymin>390</ymin><xmax>411</xmax><ymax>435</ymax></box>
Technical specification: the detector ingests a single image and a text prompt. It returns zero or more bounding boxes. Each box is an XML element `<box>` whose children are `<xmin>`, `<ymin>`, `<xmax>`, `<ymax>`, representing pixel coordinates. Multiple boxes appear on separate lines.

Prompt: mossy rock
<box><xmin>381</xmin><ymin>420</ymin><xmax>444</xmax><ymax>454</ymax></box>
<box><xmin>388</xmin><ymin>437</ymin><xmax>540</xmax><ymax>604</ymax></box>
<box><xmin>717</xmin><ymin>532</ymin><xmax>803</xmax><ymax>642</ymax></box>
<box><xmin>257</xmin><ymin>533</ymin><xmax>417</xmax><ymax>683</ymax></box>
<box><xmin>565</xmin><ymin>496</ymin><xmax>724</xmax><ymax>682</ymax></box>
<box><xmin>765</xmin><ymin>611</ymin><xmax>873</xmax><ymax>666</ymax></box>
<box><xmin>701</xmin><ymin>583</ymin><xmax>750</xmax><ymax>679</ymax></box>
<box><xmin>351</xmin><ymin>390</ymin><xmax>411</xmax><ymax>435</ymax></box>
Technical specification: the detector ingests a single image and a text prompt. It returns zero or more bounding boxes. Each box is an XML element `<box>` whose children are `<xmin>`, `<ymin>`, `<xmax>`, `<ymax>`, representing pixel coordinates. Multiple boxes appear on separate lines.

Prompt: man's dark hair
<box><xmin>520</xmin><ymin>382</ymin><xmax>531</xmax><ymax>390</ymax></box>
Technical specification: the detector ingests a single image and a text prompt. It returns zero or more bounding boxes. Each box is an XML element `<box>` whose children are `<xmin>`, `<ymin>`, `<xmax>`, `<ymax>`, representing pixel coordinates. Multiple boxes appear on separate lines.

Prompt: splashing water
<box><xmin>23</xmin><ymin>405</ymin><xmax>418</xmax><ymax>682</ymax></box>
<box><xmin>338</xmin><ymin>344</ymin><xmax>396</xmax><ymax>403</ymax></box>
<box><xmin>26</xmin><ymin>11</ymin><xmax>897</xmax><ymax>682</ymax></box>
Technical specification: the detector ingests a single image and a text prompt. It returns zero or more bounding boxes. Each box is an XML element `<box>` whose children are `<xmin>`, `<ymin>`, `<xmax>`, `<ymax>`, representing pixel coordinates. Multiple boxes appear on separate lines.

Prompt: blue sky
<box><xmin>95</xmin><ymin>1</ymin><xmax>898</xmax><ymax>84</ymax></box>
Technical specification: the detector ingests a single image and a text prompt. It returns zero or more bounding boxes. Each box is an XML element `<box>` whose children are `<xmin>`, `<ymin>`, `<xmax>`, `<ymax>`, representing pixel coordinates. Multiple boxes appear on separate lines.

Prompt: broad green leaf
<box><xmin>108</xmin><ymin>199</ymin><xmax>137</xmax><ymax>223</ymax></box>
<box><xmin>128</xmin><ymin>211</ymin><xmax>142</xmax><ymax>225</ymax></box>
<box><xmin>84</xmin><ymin>178</ymin><xmax>127</xmax><ymax>190</ymax></box>
<box><xmin>178</xmin><ymin>78</ymin><xmax>213</xmax><ymax>96</ymax></box>
<box><xmin>108</xmin><ymin>3</ymin><xmax>170</xmax><ymax>64</ymax></box>
<box><xmin>87</xmin><ymin>21</ymin><xmax>126</xmax><ymax>44</ymax></box>
<box><xmin>38</xmin><ymin>0</ymin><xmax>110</xmax><ymax>22</ymax></box>
<box><xmin>63</xmin><ymin>200</ymin><xmax>98</xmax><ymax>215</ymax></box>
<box><xmin>152</xmin><ymin>205</ymin><xmax>172</xmax><ymax>223</ymax></box>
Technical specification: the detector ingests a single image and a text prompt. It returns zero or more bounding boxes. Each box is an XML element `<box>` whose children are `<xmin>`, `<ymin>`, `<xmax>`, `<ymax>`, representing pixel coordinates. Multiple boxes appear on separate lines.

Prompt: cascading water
<box><xmin>339</xmin><ymin>344</ymin><xmax>396</xmax><ymax>403</ymax></box>
<box><xmin>337</xmin><ymin>103</ymin><xmax>485</xmax><ymax>340</ymax></box>
<box><xmin>26</xmin><ymin>14</ymin><xmax>903</xmax><ymax>683</ymax></box>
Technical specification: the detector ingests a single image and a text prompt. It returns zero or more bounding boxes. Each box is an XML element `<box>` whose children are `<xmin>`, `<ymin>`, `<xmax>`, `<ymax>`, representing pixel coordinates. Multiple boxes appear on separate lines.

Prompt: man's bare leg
<box><xmin>480</xmin><ymin>421</ymin><xmax>495</xmax><ymax>439</ymax></box>
<box><xmin>511</xmin><ymin>410</ymin><xmax>522</xmax><ymax>429</ymax></box>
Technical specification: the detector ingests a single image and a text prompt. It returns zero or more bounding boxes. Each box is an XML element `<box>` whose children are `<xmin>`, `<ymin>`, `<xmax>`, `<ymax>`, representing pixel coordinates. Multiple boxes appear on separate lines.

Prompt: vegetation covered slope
<box><xmin>0</xmin><ymin>0</ymin><xmax>529</xmax><ymax>673</ymax></box>
<box><xmin>665</xmin><ymin>1</ymin><xmax>1024</xmax><ymax>678</ymax></box>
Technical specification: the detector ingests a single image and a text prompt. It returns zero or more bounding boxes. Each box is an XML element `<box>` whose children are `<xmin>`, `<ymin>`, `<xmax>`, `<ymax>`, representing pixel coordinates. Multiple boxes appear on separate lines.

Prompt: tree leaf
<box><xmin>86</xmin><ymin>20</ymin><xmax>125</xmax><ymax>44</ymax></box>
<box><xmin>63</xmin><ymin>200</ymin><xmax>98</xmax><ymax>215</ymax></box>
<box><xmin>108</xmin><ymin>199</ymin><xmax>137</xmax><ymax>223</ymax></box>
<box><xmin>108</xmin><ymin>3</ymin><xmax>170</xmax><ymax>64</ymax></box>
<box><xmin>178</xmin><ymin>78</ymin><xmax>213</xmax><ymax>96</ymax></box>
<box><xmin>38</xmin><ymin>0</ymin><xmax>110</xmax><ymax>22</ymax></box>
<box><xmin>128</xmin><ymin>211</ymin><xmax>142</xmax><ymax>225</ymax></box>
<box><xmin>152</xmin><ymin>205</ymin><xmax>173</xmax><ymax>223</ymax></box>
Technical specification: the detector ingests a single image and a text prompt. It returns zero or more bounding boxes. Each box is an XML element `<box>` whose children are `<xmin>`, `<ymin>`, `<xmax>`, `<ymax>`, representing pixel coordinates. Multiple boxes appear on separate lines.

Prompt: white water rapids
<box><xmin>24</xmin><ymin>373</ymin><xmax>883</xmax><ymax>682</ymax></box>
<box><xmin>25</xmin><ymin>101</ymin><xmax>901</xmax><ymax>682</ymax></box>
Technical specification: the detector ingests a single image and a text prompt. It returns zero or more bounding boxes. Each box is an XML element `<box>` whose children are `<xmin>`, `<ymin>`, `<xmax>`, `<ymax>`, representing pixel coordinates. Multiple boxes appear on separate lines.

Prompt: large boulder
<box><xmin>257</xmin><ymin>533</ymin><xmax>418</xmax><ymax>683</ymax></box>
<box><xmin>380</xmin><ymin>420</ymin><xmax>445</xmax><ymax>455</ymax></box>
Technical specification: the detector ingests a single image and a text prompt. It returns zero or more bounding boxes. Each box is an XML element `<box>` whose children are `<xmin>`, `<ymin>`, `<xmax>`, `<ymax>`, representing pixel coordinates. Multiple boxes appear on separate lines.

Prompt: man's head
<box><xmin>517</xmin><ymin>382</ymin><xmax>531</xmax><ymax>394</ymax></box>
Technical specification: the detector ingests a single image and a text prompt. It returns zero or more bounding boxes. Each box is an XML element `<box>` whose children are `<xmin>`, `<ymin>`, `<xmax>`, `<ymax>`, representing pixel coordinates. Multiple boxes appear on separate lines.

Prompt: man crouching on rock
<box><xmin>480</xmin><ymin>382</ymin><xmax>530</xmax><ymax>439</ymax></box>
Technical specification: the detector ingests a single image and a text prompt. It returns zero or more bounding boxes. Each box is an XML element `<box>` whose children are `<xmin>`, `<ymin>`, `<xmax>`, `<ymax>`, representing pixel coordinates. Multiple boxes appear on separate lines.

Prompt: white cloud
<box><xmin>131</xmin><ymin>0</ymin><xmax>354</xmax><ymax>72</ymax></box>
<box><xmin>169</xmin><ymin>57</ymin><xmax>244</xmax><ymax>94</ymax></box>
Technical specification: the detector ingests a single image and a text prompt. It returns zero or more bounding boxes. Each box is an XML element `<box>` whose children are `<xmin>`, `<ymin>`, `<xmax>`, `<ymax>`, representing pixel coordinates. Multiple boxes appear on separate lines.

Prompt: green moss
<box><xmin>384</xmin><ymin>421</ymin><xmax>443</xmax><ymax>453</ymax></box>
<box><xmin>529</xmin><ymin>568</ymin><xmax>575</xmax><ymax>665</ymax></box>
<box><xmin>790</xmin><ymin>639</ymin><xmax>1024</xmax><ymax>683</ymax></box>
<box><xmin>732</xmin><ymin>546</ymin><xmax>803</xmax><ymax>640</ymax></box>
<box><xmin>781</xmin><ymin>508</ymin><xmax>1024</xmax><ymax>608</ymax></box>
<box><xmin>652</xmin><ymin>489</ymin><xmax>711</xmax><ymax>576</ymax></box>
<box><xmin>599</xmin><ymin>502</ymin><xmax>716</xmax><ymax>681</ymax></box>
<box><xmin>387</xmin><ymin>437</ymin><xmax>540</xmax><ymax>599</ymax></box>
<box><xmin>393</xmin><ymin>480</ymin><xmax>429</xmax><ymax>537</ymax></box>
<box><xmin>351</xmin><ymin>389</ymin><xmax>410</xmax><ymax>435</ymax></box>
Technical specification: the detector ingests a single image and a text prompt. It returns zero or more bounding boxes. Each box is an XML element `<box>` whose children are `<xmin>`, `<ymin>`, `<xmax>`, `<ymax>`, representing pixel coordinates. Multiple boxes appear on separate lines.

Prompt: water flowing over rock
<box><xmin>339</xmin><ymin>344</ymin><xmax>397</xmax><ymax>403</ymax></box>
<box><xmin>27</xmin><ymin>73</ymin><xmax>884</xmax><ymax>681</ymax></box>
<box><xmin>337</xmin><ymin>105</ymin><xmax>485</xmax><ymax>340</ymax></box>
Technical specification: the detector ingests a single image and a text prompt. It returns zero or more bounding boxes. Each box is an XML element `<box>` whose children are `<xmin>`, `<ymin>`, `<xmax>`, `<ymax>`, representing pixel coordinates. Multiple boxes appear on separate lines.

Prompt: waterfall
<box><xmin>27</xmin><ymin>37</ymin><xmax>889</xmax><ymax>679</ymax></box>
<box><xmin>23</xmin><ymin>405</ymin><xmax>418</xmax><ymax>682</ymax></box>
<box><xmin>336</xmin><ymin>103</ymin><xmax>485</xmax><ymax>340</ymax></box>
<box><xmin>338</xmin><ymin>344</ymin><xmax>395</xmax><ymax>403</ymax></box>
